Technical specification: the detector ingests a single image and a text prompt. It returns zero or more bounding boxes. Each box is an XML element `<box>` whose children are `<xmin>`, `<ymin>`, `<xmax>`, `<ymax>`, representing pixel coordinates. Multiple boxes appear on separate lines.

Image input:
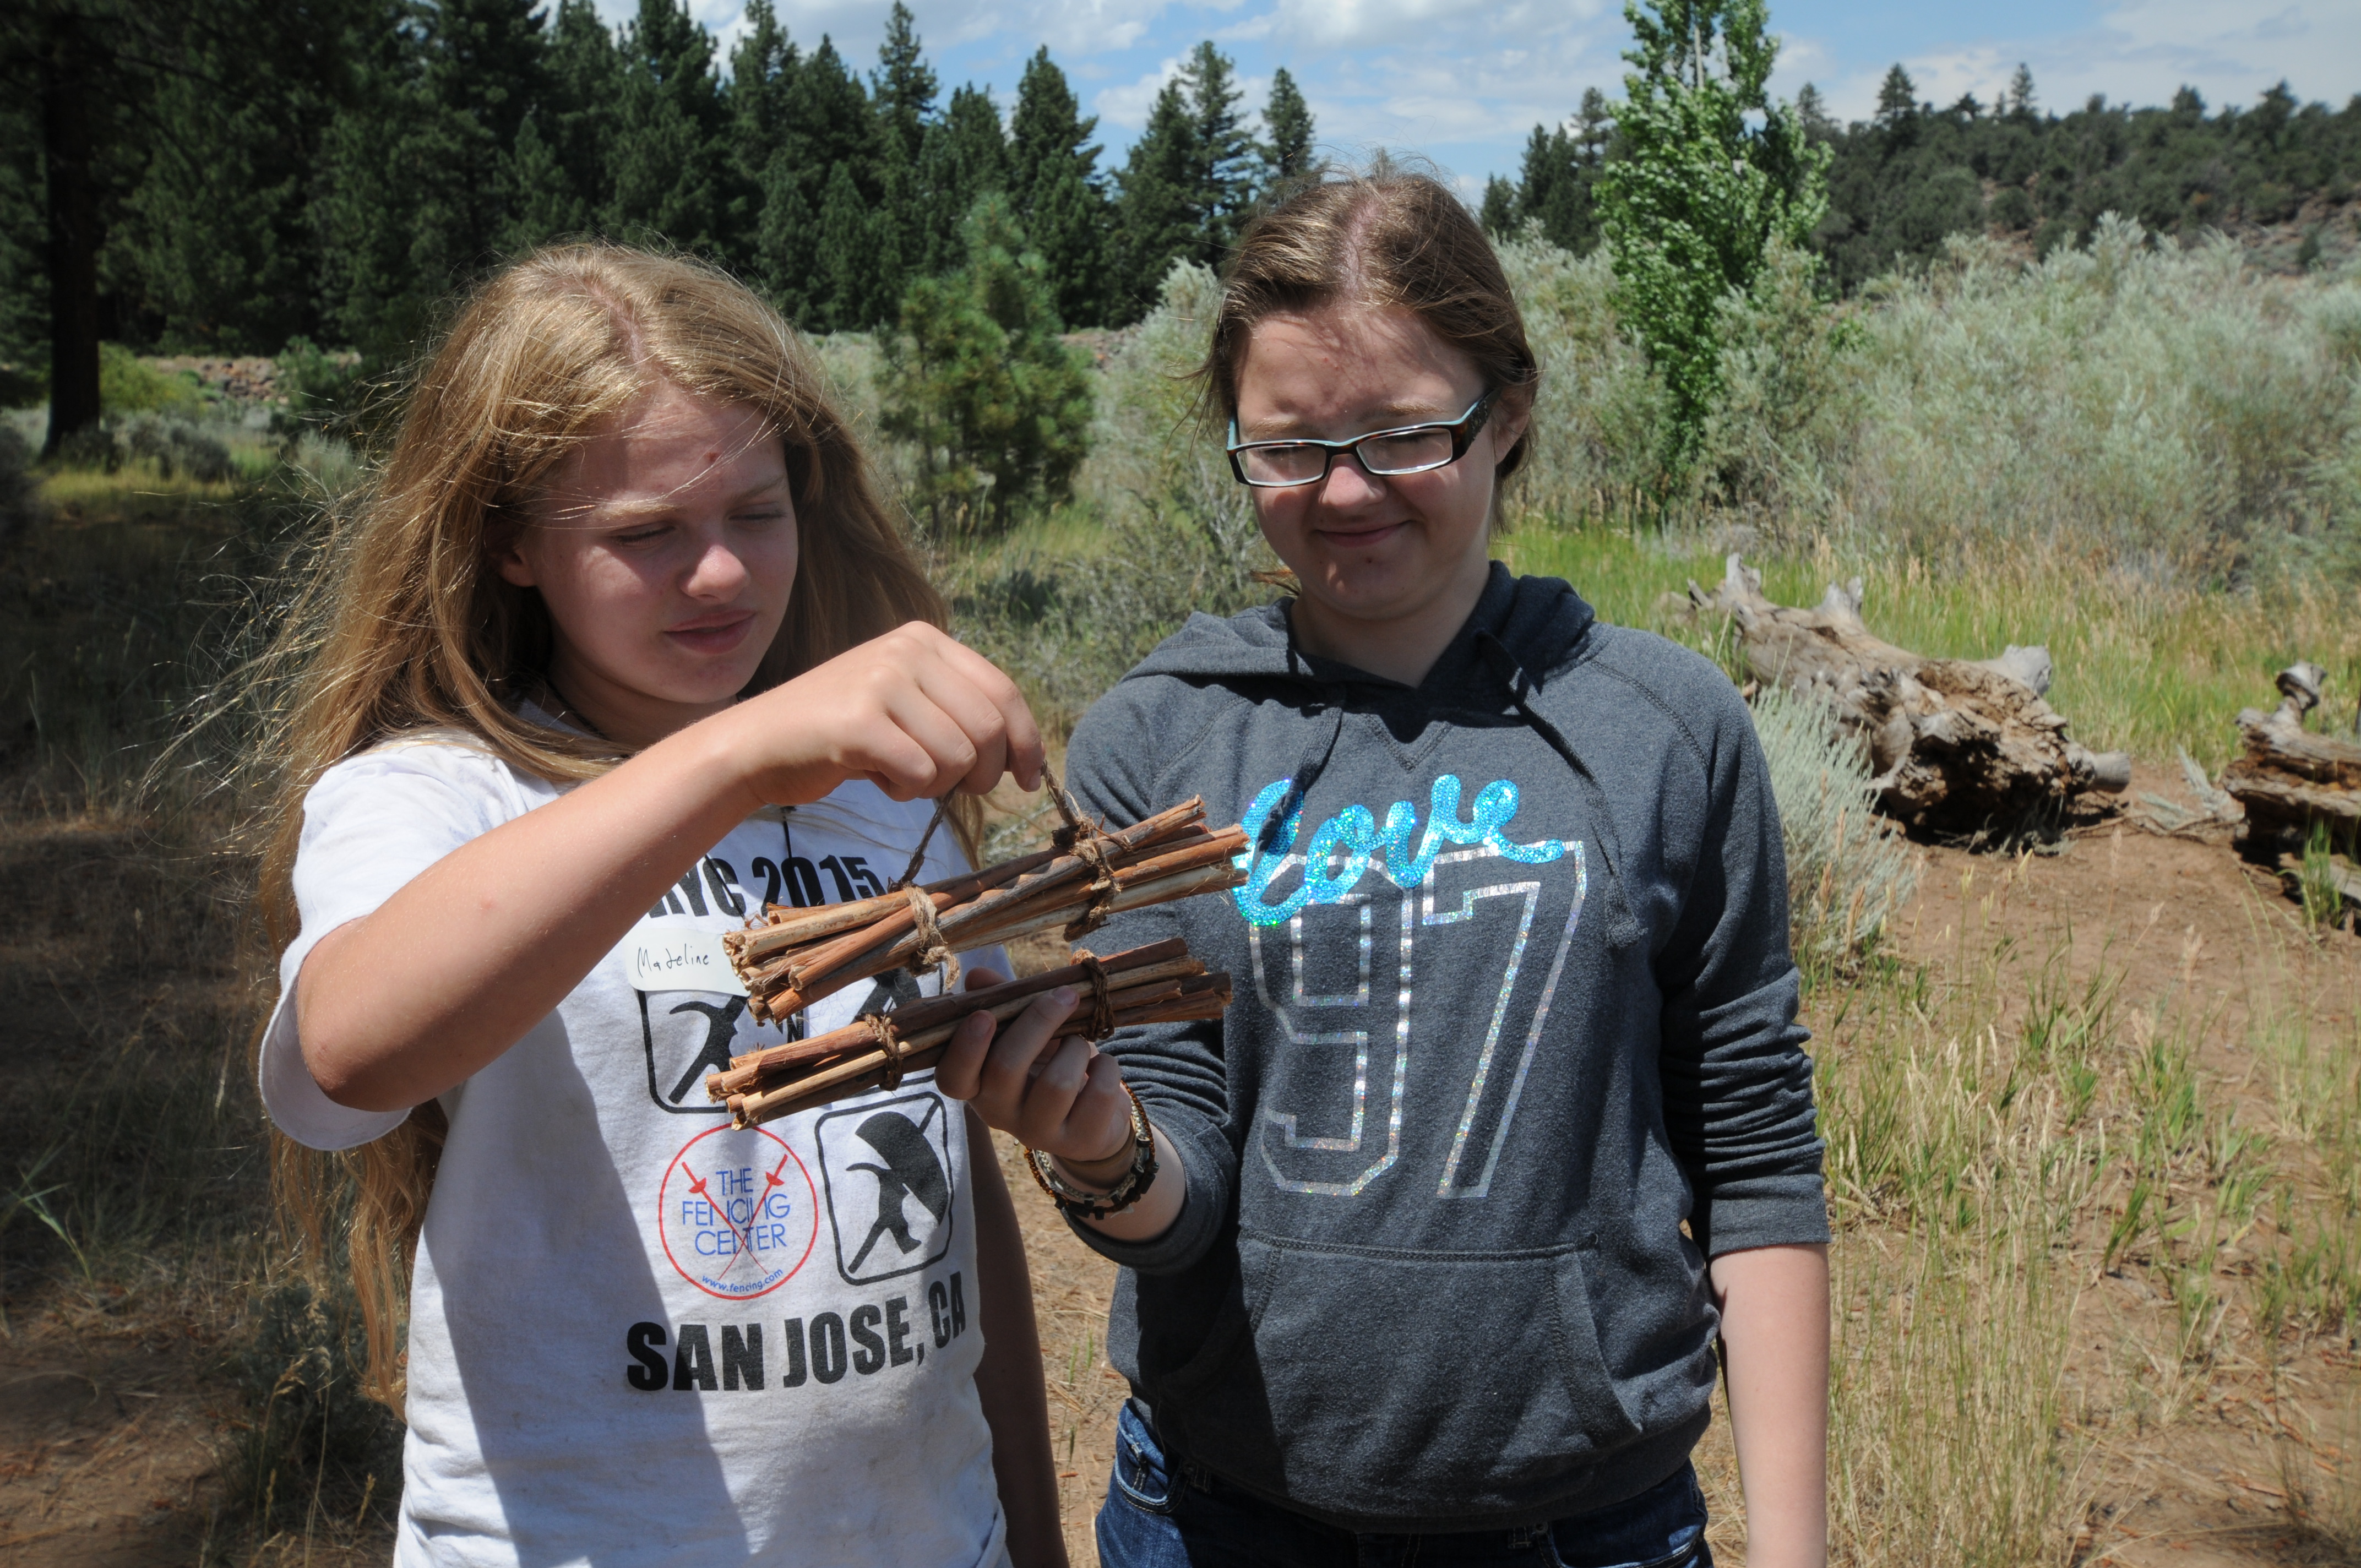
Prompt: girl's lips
<box><xmin>663</xmin><ymin>612</ymin><xmax>757</xmax><ymax>655</ymax></box>
<box><xmin>1313</xmin><ymin>519</ymin><xmax>1407</xmax><ymax>551</ymax></box>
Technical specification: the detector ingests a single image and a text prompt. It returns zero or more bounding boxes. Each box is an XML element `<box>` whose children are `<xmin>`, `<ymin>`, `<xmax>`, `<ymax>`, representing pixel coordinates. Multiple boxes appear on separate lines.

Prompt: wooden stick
<box><xmin>739</xmin><ymin>799</ymin><xmax>1212</xmax><ymax>1003</ymax></box>
<box><xmin>727</xmin><ymin>981</ymin><xmax>1232</xmax><ymax>1126</ymax></box>
<box><xmin>716</xmin><ymin>972</ymin><xmax>1209</xmax><ymax>1102</ymax></box>
<box><xmin>729</xmin><ymin>846</ymin><xmax>1059</xmax><ymax>959</ymax></box>
<box><xmin>707</xmin><ymin>941</ymin><xmax>1194</xmax><ymax>1093</ymax></box>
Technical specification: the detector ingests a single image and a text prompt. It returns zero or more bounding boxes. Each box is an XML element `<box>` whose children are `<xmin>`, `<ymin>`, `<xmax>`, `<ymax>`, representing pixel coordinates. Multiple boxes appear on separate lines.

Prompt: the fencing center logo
<box><xmin>657</xmin><ymin>1124</ymin><xmax>819</xmax><ymax>1299</ymax></box>
<box><xmin>815</xmin><ymin>1092</ymin><xmax>958</xmax><ymax>1286</ymax></box>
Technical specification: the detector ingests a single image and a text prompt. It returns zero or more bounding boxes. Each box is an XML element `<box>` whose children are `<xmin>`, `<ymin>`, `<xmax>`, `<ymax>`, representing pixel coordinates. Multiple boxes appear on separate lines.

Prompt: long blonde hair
<box><xmin>260</xmin><ymin>244</ymin><xmax>972</xmax><ymax>1407</ymax></box>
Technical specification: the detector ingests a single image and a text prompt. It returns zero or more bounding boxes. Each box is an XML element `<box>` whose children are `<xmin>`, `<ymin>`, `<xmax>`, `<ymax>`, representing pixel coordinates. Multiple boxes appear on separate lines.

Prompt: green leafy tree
<box><xmin>880</xmin><ymin>194</ymin><xmax>1093</xmax><ymax>533</ymax></box>
<box><xmin>1595</xmin><ymin>0</ymin><xmax>1829</xmax><ymax>471</ymax></box>
<box><xmin>1258</xmin><ymin>67</ymin><xmax>1315</xmax><ymax>195</ymax></box>
<box><xmin>1008</xmin><ymin>47</ymin><xmax>1109</xmax><ymax>328</ymax></box>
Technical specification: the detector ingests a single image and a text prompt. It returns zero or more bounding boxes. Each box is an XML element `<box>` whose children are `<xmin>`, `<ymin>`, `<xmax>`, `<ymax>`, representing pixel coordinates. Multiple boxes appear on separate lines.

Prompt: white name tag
<box><xmin>627</xmin><ymin>926</ymin><xmax>749</xmax><ymax>996</ymax></box>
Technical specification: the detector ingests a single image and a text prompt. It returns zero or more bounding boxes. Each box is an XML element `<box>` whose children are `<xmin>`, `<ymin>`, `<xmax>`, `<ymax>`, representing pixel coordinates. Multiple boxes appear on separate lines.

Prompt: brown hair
<box><xmin>1201</xmin><ymin>168</ymin><xmax>1539</xmax><ymax>484</ymax></box>
<box><xmin>257</xmin><ymin>244</ymin><xmax>972</xmax><ymax>1407</ymax></box>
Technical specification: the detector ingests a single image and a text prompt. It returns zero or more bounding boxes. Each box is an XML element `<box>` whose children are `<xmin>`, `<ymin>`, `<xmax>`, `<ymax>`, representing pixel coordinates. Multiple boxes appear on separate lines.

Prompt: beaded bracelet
<box><xmin>1024</xmin><ymin>1085</ymin><xmax>1158</xmax><ymax>1221</ymax></box>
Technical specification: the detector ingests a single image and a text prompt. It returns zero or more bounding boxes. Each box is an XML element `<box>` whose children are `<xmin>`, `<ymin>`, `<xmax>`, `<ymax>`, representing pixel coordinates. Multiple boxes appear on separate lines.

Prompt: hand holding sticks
<box><xmin>707</xmin><ymin>939</ymin><xmax>1231</xmax><ymax>1127</ymax></box>
<box><xmin>709</xmin><ymin>786</ymin><xmax>1244</xmax><ymax>1124</ymax></box>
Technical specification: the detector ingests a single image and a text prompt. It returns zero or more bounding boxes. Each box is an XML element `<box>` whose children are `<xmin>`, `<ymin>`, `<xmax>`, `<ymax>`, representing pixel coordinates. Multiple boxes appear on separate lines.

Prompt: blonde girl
<box><xmin>257</xmin><ymin>246</ymin><xmax>1067</xmax><ymax>1567</ymax></box>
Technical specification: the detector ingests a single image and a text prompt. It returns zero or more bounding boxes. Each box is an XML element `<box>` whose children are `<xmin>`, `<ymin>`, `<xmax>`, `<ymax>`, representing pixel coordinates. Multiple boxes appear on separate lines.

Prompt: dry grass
<box><xmin>5</xmin><ymin>447</ymin><xmax>2359</xmax><ymax>1566</ymax></box>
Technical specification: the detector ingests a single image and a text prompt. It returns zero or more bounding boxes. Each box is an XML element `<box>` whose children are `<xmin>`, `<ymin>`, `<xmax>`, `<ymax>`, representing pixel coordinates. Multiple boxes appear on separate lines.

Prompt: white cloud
<box><xmin>1265</xmin><ymin>0</ymin><xmax>1605</xmax><ymax>50</ymax></box>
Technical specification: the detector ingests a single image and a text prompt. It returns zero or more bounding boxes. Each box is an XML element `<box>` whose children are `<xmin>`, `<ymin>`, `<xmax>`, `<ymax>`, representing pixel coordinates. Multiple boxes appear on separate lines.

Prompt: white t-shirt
<box><xmin>260</xmin><ymin>728</ymin><xmax>1013</xmax><ymax>1568</ymax></box>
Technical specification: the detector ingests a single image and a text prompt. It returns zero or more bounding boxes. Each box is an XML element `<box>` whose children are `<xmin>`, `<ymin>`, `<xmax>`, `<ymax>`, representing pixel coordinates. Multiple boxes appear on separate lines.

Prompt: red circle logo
<box><xmin>657</xmin><ymin>1124</ymin><xmax>818</xmax><ymax>1299</ymax></box>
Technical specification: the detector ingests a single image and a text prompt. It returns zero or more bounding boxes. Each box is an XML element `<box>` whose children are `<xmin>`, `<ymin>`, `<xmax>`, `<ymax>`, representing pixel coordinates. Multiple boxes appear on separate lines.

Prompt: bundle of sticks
<box><xmin>708</xmin><ymin>790</ymin><xmax>1244</xmax><ymax>1126</ymax></box>
<box><xmin>708</xmin><ymin>939</ymin><xmax>1230</xmax><ymax>1126</ymax></box>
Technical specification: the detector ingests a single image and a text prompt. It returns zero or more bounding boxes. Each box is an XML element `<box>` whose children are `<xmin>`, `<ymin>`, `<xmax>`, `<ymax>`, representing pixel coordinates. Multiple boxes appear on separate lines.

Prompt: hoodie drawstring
<box><xmin>1476</xmin><ymin>631</ymin><xmax>1643</xmax><ymax>951</ymax></box>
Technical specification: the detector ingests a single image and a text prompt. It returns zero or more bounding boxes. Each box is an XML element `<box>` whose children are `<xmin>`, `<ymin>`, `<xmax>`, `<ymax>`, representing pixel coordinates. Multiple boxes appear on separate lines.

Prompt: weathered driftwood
<box><xmin>2220</xmin><ymin>662</ymin><xmax>2361</xmax><ymax>851</ymax></box>
<box><xmin>1688</xmin><ymin>554</ymin><xmax>2131</xmax><ymax>832</ymax></box>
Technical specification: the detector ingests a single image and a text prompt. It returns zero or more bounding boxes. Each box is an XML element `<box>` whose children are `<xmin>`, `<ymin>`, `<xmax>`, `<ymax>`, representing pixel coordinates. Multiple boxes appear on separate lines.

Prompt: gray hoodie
<box><xmin>1060</xmin><ymin>564</ymin><xmax>1827</xmax><ymax>1532</ymax></box>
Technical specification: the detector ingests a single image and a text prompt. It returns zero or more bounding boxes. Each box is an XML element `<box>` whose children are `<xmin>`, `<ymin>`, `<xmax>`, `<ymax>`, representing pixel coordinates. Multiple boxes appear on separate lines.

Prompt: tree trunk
<box><xmin>41</xmin><ymin>13</ymin><xmax>103</xmax><ymax>457</ymax></box>
<box><xmin>1689</xmin><ymin>554</ymin><xmax>2131</xmax><ymax>832</ymax></box>
<box><xmin>2219</xmin><ymin>662</ymin><xmax>2361</xmax><ymax>852</ymax></box>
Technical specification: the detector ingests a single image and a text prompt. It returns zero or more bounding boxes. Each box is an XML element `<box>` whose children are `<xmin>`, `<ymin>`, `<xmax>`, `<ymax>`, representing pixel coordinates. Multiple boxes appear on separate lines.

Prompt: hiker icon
<box><xmin>816</xmin><ymin>1092</ymin><xmax>958</xmax><ymax>1284</ymax></box>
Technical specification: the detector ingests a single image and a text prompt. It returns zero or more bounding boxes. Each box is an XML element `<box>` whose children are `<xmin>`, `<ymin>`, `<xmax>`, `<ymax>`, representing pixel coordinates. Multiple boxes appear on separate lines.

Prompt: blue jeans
<box><xmin>1096</xmin><ymin>1400</ymin><xmax>1713</xmax><ymax>1568</ymax></box>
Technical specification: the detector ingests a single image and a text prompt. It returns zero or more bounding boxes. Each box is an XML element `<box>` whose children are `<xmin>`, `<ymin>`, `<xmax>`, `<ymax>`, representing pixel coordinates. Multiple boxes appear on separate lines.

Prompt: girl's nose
<box><xmin>1316</xmin><ymin>450</ymin><xmax>1389</xmax><ymax>509</ymax></box>
<box><xmin>682</xmin><ymin>536</ymin><xmax>751</xmax><ymax>598</ymax></box>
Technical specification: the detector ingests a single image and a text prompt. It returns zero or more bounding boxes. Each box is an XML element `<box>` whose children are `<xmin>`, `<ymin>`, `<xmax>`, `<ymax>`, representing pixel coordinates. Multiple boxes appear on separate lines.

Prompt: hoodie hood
<box><xmin>1128</xmin><ymin>560</ymin><xmax>1599</xmax><ymax>700</ymax></box>
<box><xmin>1131</xmin><ymin>563</ymin><xmax>1640</xmax><ymax>949</ymax></box>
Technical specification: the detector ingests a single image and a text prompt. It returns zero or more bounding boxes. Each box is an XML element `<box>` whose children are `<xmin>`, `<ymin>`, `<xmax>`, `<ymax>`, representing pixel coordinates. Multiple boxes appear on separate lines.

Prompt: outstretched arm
<box><xmin>297</xmin><ymin>624</ymin><xmax>1040</xmax><ymax>1111</ymax></box>
<box><xmin>1711</xmin><ymin>1242</ymin><xmax>1830</xmax><ymax>1568</ymax></box>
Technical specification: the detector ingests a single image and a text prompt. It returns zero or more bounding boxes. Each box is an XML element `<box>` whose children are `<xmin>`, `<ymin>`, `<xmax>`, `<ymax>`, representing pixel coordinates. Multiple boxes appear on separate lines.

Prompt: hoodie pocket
<box><xmin>1207</xmin><ymin>1234</ymin><xmax>1647</xmax><ymax>1510</ymax></box>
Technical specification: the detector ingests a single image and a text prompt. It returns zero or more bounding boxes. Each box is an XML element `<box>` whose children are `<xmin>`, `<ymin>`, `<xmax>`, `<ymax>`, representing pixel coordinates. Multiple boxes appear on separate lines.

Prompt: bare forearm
<box><xmin>297</xmin><ymin>714</ymin><xmax>763</xmax><ymax>1110</ymax></box>
<box><xmin>1711</xmin><ymin>1242</ymin><xmax>1830</xmax><ymax>1568</ymax></box>
<box><xmin>967</xmin><ymin>1115</ymin><xmax>1067</xmax><ymax>1568</ymax></box>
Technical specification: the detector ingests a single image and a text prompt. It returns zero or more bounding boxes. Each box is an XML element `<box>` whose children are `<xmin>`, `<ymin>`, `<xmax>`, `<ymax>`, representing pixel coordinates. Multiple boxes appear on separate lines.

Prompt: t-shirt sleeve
<box><xmin>259</xmin><ymin>743</ymin><xmax>527</xmax><ymax>1151</ymax></box>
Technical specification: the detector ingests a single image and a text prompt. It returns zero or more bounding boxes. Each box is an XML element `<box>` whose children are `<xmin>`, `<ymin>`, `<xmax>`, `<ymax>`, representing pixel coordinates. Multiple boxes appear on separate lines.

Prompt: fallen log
<box><xmin>2219</xmin><ymin>662</ymin><xmax>2361</xmax><ymax>852</ymax></box>
<box><xmin>1688</xmin><ymin>554</ymin><xmax>2130</xmax><ymax>833</ymax></box>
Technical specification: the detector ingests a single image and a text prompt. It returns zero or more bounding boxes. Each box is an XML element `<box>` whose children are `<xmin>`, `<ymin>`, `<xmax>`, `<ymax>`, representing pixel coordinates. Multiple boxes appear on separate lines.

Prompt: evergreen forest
<box><xmin>3</xmin><ymin>0</ymin><xmax>1312</xmax><ymax>438</ymax></box>
<box><xmin>1487</xmin><ymin>64</ymin><xmax>2361</xmax><ymax>290</ymax></box>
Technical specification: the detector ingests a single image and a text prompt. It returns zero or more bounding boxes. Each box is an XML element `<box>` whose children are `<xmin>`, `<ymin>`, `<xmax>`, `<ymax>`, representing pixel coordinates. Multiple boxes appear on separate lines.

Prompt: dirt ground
<box><xmin>1</xmin><ymin>763</ymin><xmax>2355</xmax><ymax>1565</ymax></box>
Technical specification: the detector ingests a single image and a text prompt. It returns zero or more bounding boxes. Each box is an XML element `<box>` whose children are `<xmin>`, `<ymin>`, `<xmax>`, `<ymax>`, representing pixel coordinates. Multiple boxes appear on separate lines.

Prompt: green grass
<box><xmin>1499</xmin><ymin>521</ymin><xmax>2361</xmax><ymax>769</ymax></box>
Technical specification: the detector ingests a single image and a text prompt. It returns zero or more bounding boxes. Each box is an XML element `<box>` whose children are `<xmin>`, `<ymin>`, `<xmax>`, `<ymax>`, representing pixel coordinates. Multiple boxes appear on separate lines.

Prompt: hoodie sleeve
<box><xmin>1056</xmin><ymin>680</ymin><xmax>1239</xmax><ymax>1275</ymax></box>
<box><xmin>1652</xmin><ymin>676</ymin><xmax>1830</xmax><ymax>1258</ymax></box>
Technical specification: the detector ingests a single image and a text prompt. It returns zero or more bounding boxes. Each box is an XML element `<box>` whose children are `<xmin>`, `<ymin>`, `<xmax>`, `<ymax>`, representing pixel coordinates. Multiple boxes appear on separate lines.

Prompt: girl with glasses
<box><xmin>938</xmin><ymin>172</ymin><xmax>1831</xmax><ymax>1567</ymax></box>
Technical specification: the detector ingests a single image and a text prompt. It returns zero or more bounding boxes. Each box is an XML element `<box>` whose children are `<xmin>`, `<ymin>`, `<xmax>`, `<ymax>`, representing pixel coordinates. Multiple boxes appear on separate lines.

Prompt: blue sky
<box><xmin>596</xmin><ymin>0</ymin><xmax>2361</xmax><ymax>192</ymax></box>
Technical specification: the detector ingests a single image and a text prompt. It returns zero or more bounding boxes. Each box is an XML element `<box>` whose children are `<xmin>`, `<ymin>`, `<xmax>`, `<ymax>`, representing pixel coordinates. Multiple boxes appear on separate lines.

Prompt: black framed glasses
<box><xmin>1226</xmin><ymin>390</ymin><xmax>1499</xmax><ymax>489</ymax></box>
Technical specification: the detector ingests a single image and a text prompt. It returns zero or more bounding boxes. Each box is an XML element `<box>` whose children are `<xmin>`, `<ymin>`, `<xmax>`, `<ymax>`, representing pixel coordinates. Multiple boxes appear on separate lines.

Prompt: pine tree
<box><xmin>606</xmin><ymin>0</ymin><xmax>727</xmax><ymax>248</ymax></box>
<box><xmin>919</xmin><ymin>85</ymin><xmax>1007</xmax><ymax>275</ymax></box>
<box><xmin>1595</xmin><ymin>0</ymin><xmax>1831</xmax><ymax>470</ymax></box>
<box><xmin>1109</xmin><ymin>79</ymin><xmax>1199</xmax><ymax>321</ymax></box>
<box><xmin>1479</xmin><ymin>175</ymin><xmax>1519</xmax><ymax>237</ymax></box>
<box><xmin>1108</xmin><ymin>41</ymin><xmax>1255</xmax><ymax>318</ymax></box>
<box><xmin>317</xmin><ymin>0</ymin><xmax>549</xmax><ymax>360</ymax></box>
<box><xmin>500</xmin><ymin>0</ymin><xmax>620</xmax><ymax>247</ymax></box>
<box><xmin>1874</xmin><ymin>63</ymin><xmax>1919</xmax><ymax>144</ymax></box>
<box><xmin>721</xmin><ymin>0</ymin><xmax>799</xmax><ymax>273</ymax></box>
<box><xmin>816</xmin><ymin>158</ymin><xmax>883</xmax><ymax>330</ymax></box>
<box><xmin>1179</xmin><ymin>42</ymin><xmax>1255</xmax><ymax>253</ymax></box>
<box><xmin>1008</xmin><ymin>47</ymin><xmax>1109</xmax><ymax>327</ymax></box>
<box><xmin>2006</xmin><ymin>63</ymin><xmax>2037</xmax><ymax>121</ymax></box>
<box><xmin>867</xmin><ymin>3</ymin><xmax>937</xmax><ymax>325</ymax></box>
<box><xmin>882</xmin><ymin>193</ymin><xmax>1092</xmax><ymax>533</ymax></box>
<box><xmin>1258</xmin><ymin>67</ymin><xmax>1315</xmax><ymax>196</ymax></box>
<box><xmin>754</xmin><ymin>149</ymin><xmax>816</xmax><ymax>324</ymax></box>
<box><xmin>1796</xmin><ymin>82</ymin><xmax>1835</xmax><ymax>140</ymax></box>
<box><xmin>872</xmin><ymin>2</ymin><xmax>935</xmax><ymax>170</ymax></box>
